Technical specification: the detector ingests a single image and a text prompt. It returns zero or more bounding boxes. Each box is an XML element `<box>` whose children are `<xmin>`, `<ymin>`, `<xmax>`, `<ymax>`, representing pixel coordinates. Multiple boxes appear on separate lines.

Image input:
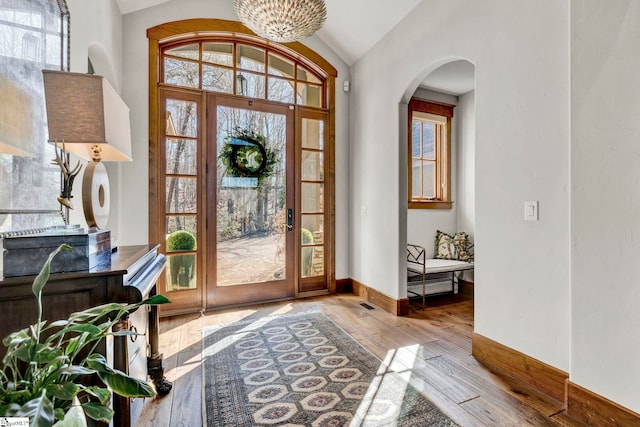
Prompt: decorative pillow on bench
<box><xmin>434</xmin><ymin>230</ymin><xmax>473</xmax><ymax>262</ymax></box>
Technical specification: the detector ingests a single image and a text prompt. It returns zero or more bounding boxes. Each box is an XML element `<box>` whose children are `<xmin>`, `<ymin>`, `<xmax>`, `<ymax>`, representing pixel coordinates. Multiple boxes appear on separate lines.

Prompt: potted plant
<box><xmin>0</xmin><ymin>244</ymin><xmax>170</xmax><ymax>426</ymax></box>
<box><xmin>166</xmin><ymin>230</ymin><xmax>196</xmax><ymax>288</ymax></box>
<box><xmin>301</xmin><ymin>228</ymin><xmax>314</xmax><ymax>277</ymax></box>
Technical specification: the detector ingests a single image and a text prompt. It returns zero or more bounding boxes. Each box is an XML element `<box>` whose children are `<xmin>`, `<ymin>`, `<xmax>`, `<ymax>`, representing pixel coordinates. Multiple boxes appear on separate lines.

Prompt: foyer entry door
<box><xmin>206</xmin><ymin>94</ymin><xmax>295</xmax><ymax>307</ymax></box>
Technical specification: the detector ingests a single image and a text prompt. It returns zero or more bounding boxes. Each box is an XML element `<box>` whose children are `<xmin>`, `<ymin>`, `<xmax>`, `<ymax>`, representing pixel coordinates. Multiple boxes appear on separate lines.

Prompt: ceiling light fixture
<box><xmin>234</xmin><ymin>0</ymin><xmax>327</xmax><ymax>43</ymax></box>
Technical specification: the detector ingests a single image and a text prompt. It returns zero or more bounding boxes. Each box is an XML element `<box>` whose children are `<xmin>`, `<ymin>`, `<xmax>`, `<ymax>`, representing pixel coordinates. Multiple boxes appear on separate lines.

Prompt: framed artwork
<box><xmin>0</xmin><ymin>0</ymin><xmax>69</xmax><ymax>235</ymax></box>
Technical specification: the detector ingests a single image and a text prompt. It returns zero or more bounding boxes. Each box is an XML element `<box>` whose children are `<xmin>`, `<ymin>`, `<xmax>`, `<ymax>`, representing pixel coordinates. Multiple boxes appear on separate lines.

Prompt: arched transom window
<box><xmin>161</xmin><ymin>40</ymin><xmax>326</xmax><ymax>108</ymax></box>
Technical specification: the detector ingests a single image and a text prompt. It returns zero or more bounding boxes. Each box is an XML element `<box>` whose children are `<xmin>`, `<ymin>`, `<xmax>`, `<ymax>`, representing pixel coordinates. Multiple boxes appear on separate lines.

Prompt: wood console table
<box><xmin>0</xmin><ymin>244</ymin><xmax>172</xmax><ymax>427</ymax></box>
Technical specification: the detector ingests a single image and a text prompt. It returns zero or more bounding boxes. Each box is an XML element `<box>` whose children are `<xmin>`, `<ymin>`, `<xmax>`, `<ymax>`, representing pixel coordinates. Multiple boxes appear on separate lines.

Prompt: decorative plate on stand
<box><xmin>82</xmin><ymin>161</ymin><xmax>110</xmax><ymax>230</ymax></box>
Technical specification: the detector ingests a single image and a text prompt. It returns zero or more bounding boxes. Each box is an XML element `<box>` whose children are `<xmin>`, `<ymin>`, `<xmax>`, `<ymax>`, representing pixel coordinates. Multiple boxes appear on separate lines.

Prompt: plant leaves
<box><xmin>3</xmin><ymin>329</ymin><xmax>30</xmax><ymax>348</ymax></box>
<box><xmin>12</xmin><ymin>384</ymin><xmax>33</xmax><ymax>397</ymax></box>
<box><xmin>60</xmin><ymin>332</ymin><xmax>97</xmax><ymax>358</ymax></box>
<box><xmin>0</xmin><ymin>245</ymin><xmax>168</xmax><ymax>425</ymax></box>
<box><xmin>83</xmin><ymin>353</ymin><xmax>108</xmax><ymax>369</ymax></box>
<box><xmin>53</xmin><ymin>396</ymin><xmax>87</xmax><ymax>427</ymax></box>
<box><xmin>141</xmin><ymin>294</ymin><xmax>171</xmax><ymax>305</ymax></box>
<box><xmin>41</xmin><ymin>355</ymin><xmax>70</xmax><ymax>374</ymax></box>
<box><xmin>100</xmin><ymin>372</ymin><xmax>156</xmax><ymax>398</ymax></box>
<box><xmin>81</xmin><ymin>402</ymin><xmax>113</xmax><ymax>423</ymax></box>
<box><xmin>64</xmin><ymin>336</ymin><xmax>81</xmax><ymax>356</ymax></box>
<box><xmin>86</xmin><ymin>354</ymin><xmax>155</xmax><ymax>398</ymax></box>
<box><xmin>16</xmin><ymin>389</ymin><xmax>56</xmax><ymax>427</ymax></box>
<box><xmin>82</xmin><ymin>386</ymin><xmax>110</xmax><ymax>405</ymax></box>
<box><xmin>31</xmin><ymin>244</ymin><xmax>72</xmax><ymax>343</ymax></box>
<box><xmin>54</xmin><ymin>407</ymin><xmax>65</xmax><ymax>421</ymax></box>
<box><xmin>60</xmin><ymin>365</ymin><xmax>96</xmax><ymax>376</ymax></box>
<box><xmin>67</xmin><ymin>303</ymin><xmax>127</xmax><ymax>322</ymax></box>
<box><xmin>46</xmin><ymin>320</ymin><xmax>69</xmax><ymax>328</ymax></box>
<box><xmin>33</xmin><ymin>343</ymin><xmax>63</xmax><ymax>364</ymax></box>
<box><xmin>121</xmin><ymin>294</ymin><xmax>170</xmax><ymax>313</ymax></box>
<box><xmin>13</xmin><ymin>344</ymin><xmax>33</xmax><ymax>363</ymax></box>
<box><xmin>32</xmin><ymin>244</ymin><xmax>72</xmax><ymax>299</ymax></box>
<box><xmin>0</xmin><ymin>403</ymin><xmax>21</xmax><ymax>416</ymax></box>
<box><xmin>47</xmin><ymin>381</ymin><xmax>79</xmax><ymax>400</ymax></box>
<box><xmin>56</xmin><ymin>324</ymin><xmax>102</xmax><ymax>336</ymax></box>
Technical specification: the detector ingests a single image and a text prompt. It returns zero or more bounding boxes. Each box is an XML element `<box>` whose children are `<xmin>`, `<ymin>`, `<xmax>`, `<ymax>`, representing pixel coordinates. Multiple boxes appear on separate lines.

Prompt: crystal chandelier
<box><xmin>234</xmin><ymin>0</ymin><xmax>327</xmax><ymax>43</ymax></box>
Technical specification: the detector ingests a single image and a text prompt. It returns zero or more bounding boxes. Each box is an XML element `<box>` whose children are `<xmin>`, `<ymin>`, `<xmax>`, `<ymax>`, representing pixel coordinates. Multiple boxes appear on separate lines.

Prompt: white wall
<box><xmin>66</xmin><ymin>0</ymin><xmax>124</xmax><ymax>241</ymax></box>
<box><xmin>350</xmin><ymin>0</ymin><xmax>570</xmax><ymax>371</ymax></box>
<box><xmin>457</xmin><ymin>90</ymin><xmax>475</xmax><ymax>282</ymax></box>
<box><xmin>67</xmin><ymin>0</ymin><xmax>122</xmax><ymax>81</ymax></box>
<box><xmin>120</xmin><ymin>0</ymin><xmax>351</xmax><ymax>278</ymax></box>
<box><xmin>457</xmin><ymin>90</ymin><xmax>475</xmax><ymax>239</ymax></box>
<box><xmin>406</xmin><ymin>88</ymin><xmax>459</xmax><ymax>259</ymax></box>
<box><xmin>413</xmin><ymin>87</ymin><xmax>457</xmax><ymax>107</ymax></box>
<box><xmin>571</xmin><ymin>0</ymin><xmax>640</xmax><ymax>413</ymax></box>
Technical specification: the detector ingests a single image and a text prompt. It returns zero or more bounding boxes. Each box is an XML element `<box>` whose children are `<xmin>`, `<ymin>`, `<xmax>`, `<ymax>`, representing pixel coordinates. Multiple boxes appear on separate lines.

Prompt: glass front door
<box><xmin>206</xmin><ymin>95</ymin><xmax>295</xmax><ymax>307</ymax></box>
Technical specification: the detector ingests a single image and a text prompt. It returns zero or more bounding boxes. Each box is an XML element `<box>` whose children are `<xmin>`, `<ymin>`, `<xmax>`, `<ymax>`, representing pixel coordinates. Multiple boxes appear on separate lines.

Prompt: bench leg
<box><xmin>422</xmin><ymin>272</ymin><xmax>426</xmax><ymax>309</ymax></box>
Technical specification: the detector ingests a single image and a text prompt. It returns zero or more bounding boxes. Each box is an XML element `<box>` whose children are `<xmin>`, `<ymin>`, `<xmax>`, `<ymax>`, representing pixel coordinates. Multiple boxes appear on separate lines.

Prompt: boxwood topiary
<box><xmin>167</xmin><ymin>230</ymin><xmax>196</xmax><ymax>251</ymax></box>
<box><xmin>301</xmin><ymin>228</ymin><xmax>314</xmax><ymax>245</ymax></box>
<box><xmin>301</xmin><ymin>228</ymin><xmax>314</xmax><ymax>277</ymax></box>
<box><xmin>166</xmin><ymin>231</ymin><xmax>196</xmax><ymax>288</ymax></box>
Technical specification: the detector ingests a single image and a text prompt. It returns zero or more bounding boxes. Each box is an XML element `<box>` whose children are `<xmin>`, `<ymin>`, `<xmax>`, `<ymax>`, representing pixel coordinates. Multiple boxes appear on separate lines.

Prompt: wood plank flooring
<box><xmin>137</xmin><ymin>294</ymin><xmax>581</xmax><ymax>426</ymax></box>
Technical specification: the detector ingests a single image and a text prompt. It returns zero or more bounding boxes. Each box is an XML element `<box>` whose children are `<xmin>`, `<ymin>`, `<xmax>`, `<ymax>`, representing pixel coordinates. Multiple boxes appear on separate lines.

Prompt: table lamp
<box><xmin>42</xmin><ymin>70</ymin><xmax>132</xmax><ymax>230</ymax></box>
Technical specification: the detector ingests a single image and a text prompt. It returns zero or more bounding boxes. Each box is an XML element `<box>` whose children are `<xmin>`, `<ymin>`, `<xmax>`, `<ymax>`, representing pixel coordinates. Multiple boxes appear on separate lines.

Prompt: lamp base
<box><xmin>82</xmin><ymin>161</ymin><xmax>110</xmax><ymax>229</ymax></box>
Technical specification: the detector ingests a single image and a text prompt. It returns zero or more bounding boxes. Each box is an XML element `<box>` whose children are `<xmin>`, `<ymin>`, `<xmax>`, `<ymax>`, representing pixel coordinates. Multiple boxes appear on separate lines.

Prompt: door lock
<box><xmin>287</xmin><ymin>208</ymin><xmax>293</xmax><ymax>231</ymax></box>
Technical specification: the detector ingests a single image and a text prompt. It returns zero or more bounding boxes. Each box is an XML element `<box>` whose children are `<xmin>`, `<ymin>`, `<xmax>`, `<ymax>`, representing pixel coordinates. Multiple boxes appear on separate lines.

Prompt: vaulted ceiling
<box><xmin>115</xmin><ymin>0</ymin><xmax>474</xmax><ymax>95</ymax></box>
<box><xmin>115</xmin><ymin>0</ymin><xmax>420</xmax><ymax>65</ymax></box>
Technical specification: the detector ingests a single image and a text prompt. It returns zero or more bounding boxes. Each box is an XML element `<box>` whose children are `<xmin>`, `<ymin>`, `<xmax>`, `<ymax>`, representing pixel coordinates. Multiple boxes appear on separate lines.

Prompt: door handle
<box><xmin>287</xmin><ymin>208</ymin><xmax>293</xmax><ymax>231</ymax></box>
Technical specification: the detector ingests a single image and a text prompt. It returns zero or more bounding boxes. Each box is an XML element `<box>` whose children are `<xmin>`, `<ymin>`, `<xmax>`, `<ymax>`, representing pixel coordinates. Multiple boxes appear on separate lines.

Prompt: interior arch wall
<box><xmin>405</xmin><ymin>72</ymin><xmax>475</xmax><ymax>260</ymax></box>
<box><xmin>350</xmin><ymin>0</ymin><xmax>570</xmax><ymax>371</ymax></box>
<box><xmin>88</xmin><ymin>43</ymin><xmax>120</xmax><ymax>91</ymax></box>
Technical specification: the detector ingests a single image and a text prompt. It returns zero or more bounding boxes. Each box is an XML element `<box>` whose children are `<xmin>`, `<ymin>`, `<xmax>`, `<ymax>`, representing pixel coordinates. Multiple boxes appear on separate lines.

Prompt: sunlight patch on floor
<box><xmin>217</xmin><ymin>308</ymin><xmax>258</xmax><ymax>323</ymax></box>
<box><xmin>379</xmin><ymin>345</ymin><xmax>420</xmax><ymax>373</ymax></box>
<box><xmin>201</xmin><ymin>314</ymin><xmax>282</xmax><ymax>359</ymax></box>
<box><xmin>269</xmin><ymin>303</ymin><xmax>294</xmax><ymax>315</ymax></box>
<box><xmin>352</xmin><ymin>346</ymin><xmax>419</xmax><ymax>424</ymax></box>
<box><xmin>202</xmin><ymin>331</ymin><xmax>253</xmax><ymax>358</ymax></box>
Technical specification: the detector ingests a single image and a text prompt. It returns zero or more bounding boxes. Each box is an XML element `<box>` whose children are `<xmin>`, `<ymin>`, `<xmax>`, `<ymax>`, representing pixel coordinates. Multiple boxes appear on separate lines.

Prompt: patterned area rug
<box><xmin>202</xmin><ymin>312</ymin><xmax>458</xmax><ymax>426</ymax></box>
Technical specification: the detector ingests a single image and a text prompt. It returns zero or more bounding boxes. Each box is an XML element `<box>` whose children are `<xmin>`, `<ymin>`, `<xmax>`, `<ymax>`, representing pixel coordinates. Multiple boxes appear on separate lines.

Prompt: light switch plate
<box><xmin>524</xmin><ymin>200</ymin><xmax>539</xmax><ymax>221</ymax></box>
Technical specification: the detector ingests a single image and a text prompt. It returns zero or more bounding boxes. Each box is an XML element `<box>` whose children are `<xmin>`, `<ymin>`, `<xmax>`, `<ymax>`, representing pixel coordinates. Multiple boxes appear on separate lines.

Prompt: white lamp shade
<box><xmin>42</xmin><ymin>70</ymin><xmax>133</xmax><ymax>162</ymax></box>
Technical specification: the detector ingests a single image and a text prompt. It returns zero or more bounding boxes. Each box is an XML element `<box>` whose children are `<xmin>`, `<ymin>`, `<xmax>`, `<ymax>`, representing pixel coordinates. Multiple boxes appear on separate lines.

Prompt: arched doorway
<box><xmin>147</xmin><ymin>19</ymin><xmax>337</xmax><ymax>315</ymax></box>
<box><xmin>404</xmin><ymin>59</ymin><xmax>476</xmax><ymax>306</ymax></box>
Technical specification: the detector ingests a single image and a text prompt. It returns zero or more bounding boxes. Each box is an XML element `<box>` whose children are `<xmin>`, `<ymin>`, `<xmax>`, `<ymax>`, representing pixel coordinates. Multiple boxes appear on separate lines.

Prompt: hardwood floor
<box><xmin>137</xmin><ymin>294</ymin><xmax>581</xmax><ymax>426</ymax></box>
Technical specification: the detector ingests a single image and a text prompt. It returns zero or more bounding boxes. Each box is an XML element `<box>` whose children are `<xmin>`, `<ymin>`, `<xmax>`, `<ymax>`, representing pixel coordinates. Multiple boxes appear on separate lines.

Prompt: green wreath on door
<box><xmin>220</xmin><ymin>128</ymin><xmax>278</xmax><ymax>181</ymax></box>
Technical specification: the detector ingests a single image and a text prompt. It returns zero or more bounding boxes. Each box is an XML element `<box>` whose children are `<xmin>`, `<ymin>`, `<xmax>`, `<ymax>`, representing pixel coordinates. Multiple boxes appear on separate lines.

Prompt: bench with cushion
<box><xmin>407</xmin><ymin>230</ymin><xmax>474</xmax><ymax>307</ymax></box>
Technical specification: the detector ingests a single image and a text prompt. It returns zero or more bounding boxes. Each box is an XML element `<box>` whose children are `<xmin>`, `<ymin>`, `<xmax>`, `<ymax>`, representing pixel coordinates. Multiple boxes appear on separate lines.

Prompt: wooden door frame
<box><xmin>295</xmin><ymin>106</ymin><xmax>333</xmax><ymax>297</ymax></box>
<box><xmin>205</xmin><ymin>94</ymin><xmax>296</xmax><ymax>308</ymax></box>
<box><xmin>153</xmin><ymin>87</ymin><xmax>207</xmax><ymax>315</ymax></box>
<box><xmin>148</xmin><ymin>19</ymin><xmax>337</xmax><ymax>315</ymax></box>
